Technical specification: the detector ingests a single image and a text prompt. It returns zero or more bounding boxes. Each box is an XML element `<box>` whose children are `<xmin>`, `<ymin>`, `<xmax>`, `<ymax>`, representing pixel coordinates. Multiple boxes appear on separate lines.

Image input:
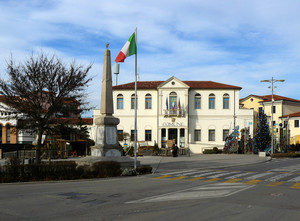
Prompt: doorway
<box><xmin>168</xmin><ymin>128</ymin><xmax>178</xmax><ymax>142</ymax></box>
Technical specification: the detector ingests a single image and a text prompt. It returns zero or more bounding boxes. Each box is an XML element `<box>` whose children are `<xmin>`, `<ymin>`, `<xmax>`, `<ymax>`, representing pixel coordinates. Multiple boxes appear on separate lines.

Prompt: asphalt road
<box><xmin>0</xmin><ymin>157</ymin><xmax>300</xmax><ymax>221</ymax></box>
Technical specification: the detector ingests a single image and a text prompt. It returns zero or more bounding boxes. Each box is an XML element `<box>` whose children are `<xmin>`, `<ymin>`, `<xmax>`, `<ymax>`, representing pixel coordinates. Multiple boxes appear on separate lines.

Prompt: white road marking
<box><xmin>161</xmin><ymin>169</ymin><xmax>199</xmax><ymax>175</ymax></box>
<box><xmin>207</xmin><ymin>171</ymin><xmax>240</xmax><ymax>178</ymax></box>
<box><xmin>265</xmin><ymin>173</ymin><xmax>293</xmax><ymax>182</ymax></box>
<box><xmin>126</xmin><ymin>183</ymin><xmax>254</xmax><ymax>204</ymax></box>
<box><xmin>191</xmin><ymin>171</ymin><xmax>224</xmax><ymax>177</ymax></box>
<box><xmin>246</xmin><ymin>172</ymin><xmax>274</xmax><ymax>180</ymax></box>
<box><xmin>174</xmin><ymin>170</ymin><xmax>212</xmax><ymax>176</ymax></box>
<box><xmin>225</xmin><ymin>172</ymin><xmax>254</xmax><ymax>179</ymax></box>
<box><xmin>287</xmin><ymin>176</ymin><xmax>300</xmax><ymax>183</ymax></box>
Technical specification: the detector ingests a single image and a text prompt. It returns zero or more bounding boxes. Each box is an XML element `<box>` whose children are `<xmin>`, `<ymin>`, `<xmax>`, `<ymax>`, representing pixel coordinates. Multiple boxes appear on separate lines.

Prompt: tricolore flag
<box><xmin>166</xmin><ymin>97</ymin><xmax>168</xmax><ymax>110</ymax></box>
<box><xmin>178</xmin><ymin>98</ymin><xmax>181</xmax><ymax>110</ymax></box>
<box><xmin>172</xmin><ymin>98</ymin><xmax>175</xmax><ymax>110</ymax></box>
<box><xmin>115</xmin><ymin>32</ymin><xmax>137</xmax><ymax>63</ymax></box>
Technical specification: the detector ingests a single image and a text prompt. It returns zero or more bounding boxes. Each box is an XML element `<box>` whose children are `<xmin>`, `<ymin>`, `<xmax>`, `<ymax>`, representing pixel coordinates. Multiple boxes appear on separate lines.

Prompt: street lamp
<box><xmin>260</xmin><ymin>77</ymin><xmax>285</xmax><ymax>155</ymax></box>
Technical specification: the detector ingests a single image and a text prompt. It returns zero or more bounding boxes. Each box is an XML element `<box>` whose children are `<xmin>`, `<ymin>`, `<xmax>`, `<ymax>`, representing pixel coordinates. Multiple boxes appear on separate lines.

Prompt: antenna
<box><xmin>113</xmin><ymin>63</ymin><xmax>119</xmax><ymax>85</ymax></box>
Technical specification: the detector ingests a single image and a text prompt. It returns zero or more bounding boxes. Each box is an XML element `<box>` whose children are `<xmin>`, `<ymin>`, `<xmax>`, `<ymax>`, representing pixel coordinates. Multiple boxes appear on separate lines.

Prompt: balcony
<box><xmin>163</xmin><ymin>109</ymin><xmax>185</xmax><ymax>117</ymax></box>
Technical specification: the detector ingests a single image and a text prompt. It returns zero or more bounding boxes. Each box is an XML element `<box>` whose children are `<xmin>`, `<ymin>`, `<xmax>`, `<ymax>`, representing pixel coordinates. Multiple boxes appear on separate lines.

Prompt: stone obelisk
<box><xmin>91</xmin><ymin>44</ymin><xmax>123</xmax><ymax>157</ymax></box>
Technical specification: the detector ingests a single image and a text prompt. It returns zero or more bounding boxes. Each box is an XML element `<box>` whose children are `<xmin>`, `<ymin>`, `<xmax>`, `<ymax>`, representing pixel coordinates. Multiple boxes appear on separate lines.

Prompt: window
<box><xmin>131</xmin><ymin>130</ymin><xmax>136</xmax><ymax>141</ymax></box>
<box><xmin>117</xmin><ymin>130</ymin><xmax>124</xmax><ymax>141</ymax></box>
<box><xmin>169</xmin><ymin>92</ymin><xmax>177</xmax><ymax>110</ymax></box>
<box><xmin>223</xmin><ymin>129</ymin><xmax>229</xmax><ymax>141</ymax></box>
<box><xmin>145</xmin><ymin>94</ymin><xmax>152</xmax><ymax>109</ymax></box>
<box><xmin>295</xmin><ymin>120</ymin><xmax>299</xmax><ymax>128</ymax></box>
<box><xmin>194</xmin><ymin>130</ymin><xmax>201</xmax><ymax>141</ymax></box>
<box><xmin>195</xmin><ymin>93</ymin><xmax>201</xmax><ymax>109</ymax></box>
<box><xmin>209</xmin><ymin>129</ymin><xmax>215</xmax><ymax>141</ymax></box>
<box><xmin>223</xmin><ymin>94</ymin><xmax>229</xmax><ymax>109</ymax></box>
<box><xmin>6</xmin><ymin>124</ymin><xmax>10</xmax><ymax>144</ymax></box>
<box><xmin>131</xmin><ymin>94</ymin><xmax>138</xmax><ymax>109</ymax></box>
<box><xmin>272</xmin><ymin>106</ymin><xmax>276</xmax><ymax>114</ymax></box>
<box><xmin>145</xmin><ymin>130</ymin><xmax>152</xmax><ymax>141</ymax></box>
<box><xmin>117</xmin><ymin>94</ymin><xmax>124</xmax><ymax>109</ymax></box>
<box><xmin>209</xmin><ymin>94</ymin><xmax>215</xmax><ymax>109</ymax></box>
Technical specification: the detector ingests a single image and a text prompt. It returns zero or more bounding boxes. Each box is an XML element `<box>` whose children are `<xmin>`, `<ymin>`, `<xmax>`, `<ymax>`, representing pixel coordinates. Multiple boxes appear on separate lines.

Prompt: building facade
<box><xmin>102</xmin><ymin>77</ymin><xmax>253</xmax><ymax>154</ymax></box>
<box><xmin>240</xmin><ymin>94</ymin><xmax>300</xmax><ymax>146</ymax></box>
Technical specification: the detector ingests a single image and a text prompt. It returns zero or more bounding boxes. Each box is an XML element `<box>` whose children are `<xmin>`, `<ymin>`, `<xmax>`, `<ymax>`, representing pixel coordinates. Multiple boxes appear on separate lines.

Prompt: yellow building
<box><xmin>281</xmin><ymin>112</ymin><xmax>300</xmax><ymax>145</ymax></box>
<box><xmin>240</xmin><ymin>94</ymin><xmax>300</xmax><ymax>145</ymax></box>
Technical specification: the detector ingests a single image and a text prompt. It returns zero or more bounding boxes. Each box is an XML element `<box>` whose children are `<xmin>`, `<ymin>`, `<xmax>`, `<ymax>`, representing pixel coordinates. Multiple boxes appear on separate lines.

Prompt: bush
<box><xmin>0</xmin><ymin>160</ymin><xmax>123</xmax><ymax>183</ymax></box>
<box><xmin>136</xmin><ymin>165</ymin><xmax>152</xmax><ymax>174</ymax></box>
<box><xmin>91</xmin><ymin>161</ymin><xmax>121</xmax><ymax>178</ymax></box>
<box><xmin>271</xmin><ymin>153</ymin><xmax>300</xmax><ymax>158</ymax></box>
<box><xmin>203</xmin><ymin>147</ymin><xmax>221</xmax><ymax>154</ymax></box>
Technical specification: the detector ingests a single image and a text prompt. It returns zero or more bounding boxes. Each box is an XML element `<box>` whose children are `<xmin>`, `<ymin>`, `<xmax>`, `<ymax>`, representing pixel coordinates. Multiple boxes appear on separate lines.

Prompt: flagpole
<box><xmin>134</xmin><ymin>27</ymin><xmax>138</xmax><ymax>169</ymax></box>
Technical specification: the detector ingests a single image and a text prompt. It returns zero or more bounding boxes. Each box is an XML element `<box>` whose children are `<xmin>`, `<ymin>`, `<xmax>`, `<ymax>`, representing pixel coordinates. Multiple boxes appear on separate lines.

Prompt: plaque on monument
<box><xmin>96</xmin><ymin>126</ymin><xmax>104</xmax><ymax>145</ymax></box>
<box><xmin>106</xmin><ymin>126</ymin><xmax>117</xmax><ymax>145</ymax></box>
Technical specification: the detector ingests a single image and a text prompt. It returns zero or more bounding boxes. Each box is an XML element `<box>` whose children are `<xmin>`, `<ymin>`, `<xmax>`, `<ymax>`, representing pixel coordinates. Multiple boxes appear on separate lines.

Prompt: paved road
<box><xmin>0</xmin><ymin>156</ymin><xmax>300</xmax><ymax>220</ymax></box>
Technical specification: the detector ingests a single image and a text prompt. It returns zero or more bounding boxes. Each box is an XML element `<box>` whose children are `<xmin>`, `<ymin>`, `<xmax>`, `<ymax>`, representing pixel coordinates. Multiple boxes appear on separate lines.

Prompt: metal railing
<box><xmin>163</xmin><ymin>109</ymin><xmax>185</xmax><ymax>117</ymax></box>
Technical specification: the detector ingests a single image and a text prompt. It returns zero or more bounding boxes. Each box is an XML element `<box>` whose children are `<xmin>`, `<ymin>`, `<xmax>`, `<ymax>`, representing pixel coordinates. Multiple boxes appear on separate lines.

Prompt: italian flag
<box><xmin>115</xmin><ymin>32</ymin><xmax>137</xmax><ymax>63</ymax></box>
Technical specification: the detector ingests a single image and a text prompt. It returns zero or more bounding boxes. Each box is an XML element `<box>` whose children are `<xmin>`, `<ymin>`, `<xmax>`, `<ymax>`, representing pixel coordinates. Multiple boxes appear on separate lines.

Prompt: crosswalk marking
<box><xmin>174</xmin><ymin>170</ymin><xmax>211</xmax><ymax>177</ymax></box>
<box><xmin>291</xmin><ymin>183</ymin><xmax>300</xmax><ymax>189</ymax></box>
<box><xmin>154</xmin><ymin>175</ymin><xmax>172</xmax><ymax>179</ymax></box>
<box><xmin>246</xmin><ymin>172</ymin><xmax>274</xmax><ymax>180</ymax></box>
<box><xmin>207</xmin><ymin>171</ymin><xmax>240</xmax><ymax>179</ymax></box>
<box><xmin>224</xmin><ymin>178</ymin><xmax>243</xmax><ymax>183</ymax></box>
<box><xmin>265</xmin><ymin>173</ymin><xmax>293</xmax><ymax>182</ymax></box>
<box><xmin>152</xmin><ymin>166</ymin><xmax>300</xmax><ymax>189</ymax></box>
<box><xmin>170</xmin><ymin>176</ymin><xmax>187</xmax><ymax>180</ymax></box>
<box><xmin>244</xmin><ymin>179</ymin><xmax>262</xmax><ymax>185</ymax></box>
<box><xmin>161</xmin><ymin>169</ymin><xmax>198</xmax><ymax>175</ymax></box>
<box><xmin>189</xmin><ymin>177</ymin><xmax>205</xmax><ymax>181</ymax></box>
<box><xmin>287</xmin><ymin>176</ymin><xmax>300</xmax><ymax>182</ymax></box>
<box><xmin>225</xmin><ymin>172</ymin><xmax>254</xmax><ymax>179</ymax></box>
<box><xmin>191</xmin><ymin>171</ymin><xmax>224</xmax><ymax>178</ymax></box>
<box><xmin>266</xmin><ymin>181</ymin><xmax>284</xmax><ymax>187</ymax></box>
<box><xmin>205</xmin><ymin>178</ymin><xmax>221</xmax><ymax>182</ymax></box>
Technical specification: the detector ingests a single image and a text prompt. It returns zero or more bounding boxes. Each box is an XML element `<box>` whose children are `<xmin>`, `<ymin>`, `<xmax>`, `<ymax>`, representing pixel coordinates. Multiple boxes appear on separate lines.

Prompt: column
<box><xmin>185</xmin><ymin>128</ymin><xmax>188</xmax><ymax>148</ymax></box>
<box><xmin>177</xmin><ymin>128</ymin><xmax>180</xmax><ymax>147</ymax></box>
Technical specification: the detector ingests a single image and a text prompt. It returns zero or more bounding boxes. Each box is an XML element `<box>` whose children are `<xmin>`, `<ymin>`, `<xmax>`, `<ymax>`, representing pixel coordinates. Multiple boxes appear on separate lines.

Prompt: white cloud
<box><xmin>1</xmin><ymin>0</ymin><xmax>300</xmax><ymax>117</ymax></box>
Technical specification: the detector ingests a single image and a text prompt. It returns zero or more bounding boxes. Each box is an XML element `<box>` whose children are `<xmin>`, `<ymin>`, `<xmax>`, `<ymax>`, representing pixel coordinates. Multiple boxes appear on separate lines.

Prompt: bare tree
<box><xmin>0</xmin><ymin>52</ymin><xmax>93</xmax><ymax>153</ymax></box>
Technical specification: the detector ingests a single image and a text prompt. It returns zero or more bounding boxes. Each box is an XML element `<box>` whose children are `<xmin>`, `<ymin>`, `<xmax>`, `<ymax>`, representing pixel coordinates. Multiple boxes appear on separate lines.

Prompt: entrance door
<box><xmin>168</xmin><ymin>128</ymin><xmax>178</xmax><ymax>142</ymax></box>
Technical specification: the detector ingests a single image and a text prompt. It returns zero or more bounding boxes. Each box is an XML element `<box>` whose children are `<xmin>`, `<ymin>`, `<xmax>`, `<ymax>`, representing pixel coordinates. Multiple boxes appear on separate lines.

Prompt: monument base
<box><xmin>91</xmin><ymin>115</ymin><xmax>123</xmax><ymax>157</ymax></box>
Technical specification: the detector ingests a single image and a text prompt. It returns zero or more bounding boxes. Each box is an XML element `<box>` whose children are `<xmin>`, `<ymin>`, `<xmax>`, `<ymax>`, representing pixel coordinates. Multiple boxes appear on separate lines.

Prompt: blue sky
<box><xmin>1</xmin><ymin>0</ymin><xmax>300</xmax><ymax>117</ymax></box>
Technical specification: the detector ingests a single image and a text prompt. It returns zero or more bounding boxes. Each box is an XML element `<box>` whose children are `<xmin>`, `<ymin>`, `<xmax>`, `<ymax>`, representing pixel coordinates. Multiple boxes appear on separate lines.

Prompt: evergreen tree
<box><xmin>254</xmin><ymin>110</ymin><xmax>271</xmax><ymax>151</ymax></box>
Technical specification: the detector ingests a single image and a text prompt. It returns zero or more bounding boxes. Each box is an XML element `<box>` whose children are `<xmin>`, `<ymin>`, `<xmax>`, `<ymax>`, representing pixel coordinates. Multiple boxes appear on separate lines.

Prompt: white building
<box><xmin>94</xmin><ymin>76</ymin><xmax>254</xmax><ymax>154</ymax></box>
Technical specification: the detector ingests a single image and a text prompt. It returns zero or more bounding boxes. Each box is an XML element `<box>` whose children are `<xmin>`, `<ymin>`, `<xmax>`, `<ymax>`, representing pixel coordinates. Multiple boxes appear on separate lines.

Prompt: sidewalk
<box><xmin>0</xmin><ymin>154</ymin><xmax>271</xmax><ymax>172</ymax></box>
<box><xmin>135</xmin><ymin>154</ymin><xmax>271</xmax><ymax>173</ymax></box>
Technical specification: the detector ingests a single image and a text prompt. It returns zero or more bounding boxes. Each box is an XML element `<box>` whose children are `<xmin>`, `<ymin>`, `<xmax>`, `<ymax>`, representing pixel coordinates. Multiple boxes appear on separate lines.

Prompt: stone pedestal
<box><xmin>91</xmin><ymin>115</ymin><xmax>123</xmax><ymax>157</ymax></box>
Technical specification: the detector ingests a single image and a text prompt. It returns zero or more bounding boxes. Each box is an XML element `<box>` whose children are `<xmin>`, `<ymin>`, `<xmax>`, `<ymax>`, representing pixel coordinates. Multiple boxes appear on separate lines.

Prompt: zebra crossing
<box><xmin>153</xmin><ymin>167</ymin><xmax>300</xmax><ymax>189</ymax></box>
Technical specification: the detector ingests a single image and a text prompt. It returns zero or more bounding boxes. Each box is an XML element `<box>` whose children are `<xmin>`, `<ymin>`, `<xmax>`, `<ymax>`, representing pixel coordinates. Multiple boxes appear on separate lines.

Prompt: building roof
<box><xmin>240</xmin><ymin>94</ymin><xmax>300</xmax><ymax>104</ymax></box>
<box><xmin>113</xmin><ymin>81</ymin><xmax>242</xmax><ymax>90</ymax></box>
<box><xmin>281</xmin><ymin>112</ymin><xmax>300</xmax><ymax>118</ymax></box>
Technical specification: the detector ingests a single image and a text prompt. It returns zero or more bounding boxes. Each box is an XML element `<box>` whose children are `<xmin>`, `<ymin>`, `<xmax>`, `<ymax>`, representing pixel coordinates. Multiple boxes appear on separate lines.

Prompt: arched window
<box><xmin>195</xmin><ymin>93</ymin><xmax>201</xmax><ymax>109</ymax></box>
<box><xmin>169</xmin><ymin>92</ymin><xmax>177</xmax><ymax>110</ymax></box>
<box><xmin>131</xmin><ymin>94</ymin><xmax>138</xmax><ymax>109</ymax></box>
<box><xmin>209</xmin><ymin>93</ymin><xmax>215</xmax><ymax>109</ymax></box>
<box><xmin>223</xmin><ymin>93</ymin><xmax>230</xmax><ymax>109</ymax></box>
<box><xmin>145</xmin><ymin>94</ymin><xmax>152</xmax><ymax>109</ymax></box>
<box><xmin>117</xmin><ymin>94</ymin><xmax>124</xmax><ymax>109</ymax></box>
<box><xmin>6</xmin><ymin>124</ymin><xmax>10</xmax><ymax>144</ymax></box>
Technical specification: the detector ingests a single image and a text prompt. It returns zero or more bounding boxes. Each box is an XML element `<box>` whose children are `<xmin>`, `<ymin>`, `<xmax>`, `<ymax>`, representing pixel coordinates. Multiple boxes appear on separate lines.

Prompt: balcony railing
<box><xmin>163</xmin><ymin>109</ymin><xmax>185</xmax><ymax>117</ymax></box>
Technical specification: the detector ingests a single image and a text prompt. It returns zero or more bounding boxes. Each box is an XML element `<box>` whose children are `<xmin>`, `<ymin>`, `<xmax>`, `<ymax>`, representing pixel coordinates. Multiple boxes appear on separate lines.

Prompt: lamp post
<box><xmin>260</xmin><ymin>77</ymin><xmax>285</xmax><ymax>155</ymax></box>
